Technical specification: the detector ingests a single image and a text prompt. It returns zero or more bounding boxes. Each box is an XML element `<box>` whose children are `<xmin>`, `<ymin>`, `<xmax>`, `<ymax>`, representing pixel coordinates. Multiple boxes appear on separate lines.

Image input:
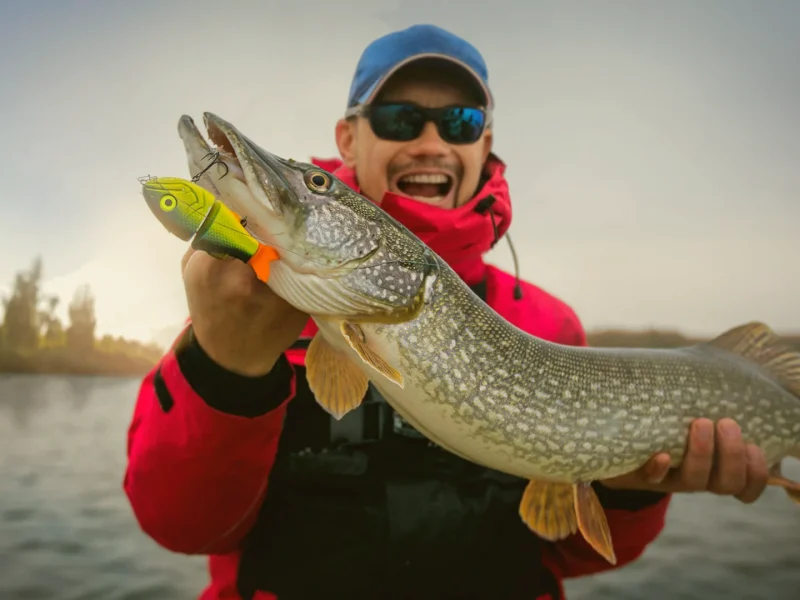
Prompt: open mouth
<box><xmin>206</xmin><ymin>122</ymin><xmax>236</xmax><ymax>163</ymax></box>
<box><xmin>202</xmin><ymin>119</ymin><xmax>247</xmax><ymax>184</ymax></box>
<box><xmin>178</xmin><ymin>112</ymin><xmax>285</xmax><ymax>240</ymax></box>
<box><xmin>395</xmin><ymin>173</ymin><xmax>454</xmax><ymax>204</ymax></box>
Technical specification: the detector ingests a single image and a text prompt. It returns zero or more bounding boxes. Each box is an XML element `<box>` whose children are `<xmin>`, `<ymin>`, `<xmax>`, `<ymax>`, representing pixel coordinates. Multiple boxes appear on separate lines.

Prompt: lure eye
<box><xmin>160</xmin><ymin>194</ymin><xmax>178</xmax><ymax>212</ymax></box>
<box><xmin>305</xmin><ymin>170</ymin><xmax>332</xmax><ymax>193</ymax></box>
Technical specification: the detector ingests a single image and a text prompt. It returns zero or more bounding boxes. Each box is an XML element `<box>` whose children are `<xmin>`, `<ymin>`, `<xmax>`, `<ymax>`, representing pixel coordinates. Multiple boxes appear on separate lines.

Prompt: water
<box><xmin>0</xmin><ymin>375</ymin><xmax>797</xmax><ymax>600</ymax></box>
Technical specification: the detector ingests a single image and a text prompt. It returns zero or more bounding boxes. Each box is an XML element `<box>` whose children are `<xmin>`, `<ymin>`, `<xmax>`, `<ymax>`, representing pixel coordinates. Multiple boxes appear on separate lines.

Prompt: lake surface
<box><xmin>0</xmin><ymin>374</ymin><xmax>797</xmax><ymax>599</ymax></box>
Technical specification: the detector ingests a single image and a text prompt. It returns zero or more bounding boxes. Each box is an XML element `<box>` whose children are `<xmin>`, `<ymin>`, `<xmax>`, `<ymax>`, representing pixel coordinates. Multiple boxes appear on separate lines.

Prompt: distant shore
<box><xmin>0</xmin><ymin>347</ymin><xmax>163</xmax><ymax>378</ymax></box>
<box><xmin>587</xmin><ymin>328</ymin><xmax>800</xmax><ymax>350</ymax></box>
<box><xmin>1</xmin><ymin>328</ymin><xmax>797</xmax><ymax>378</ymax></box>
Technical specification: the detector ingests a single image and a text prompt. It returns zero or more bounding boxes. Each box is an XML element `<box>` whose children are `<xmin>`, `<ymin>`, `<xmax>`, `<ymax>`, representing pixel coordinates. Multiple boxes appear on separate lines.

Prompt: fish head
<box><xmin>141</xmin><ymin>176</ymin><xmax>214</xmax><ymax>241</ymax></box>
<box><xmin>178</xmin><ymin>112</ymin><xmax>440</xmax><ymax>322</ymax></box>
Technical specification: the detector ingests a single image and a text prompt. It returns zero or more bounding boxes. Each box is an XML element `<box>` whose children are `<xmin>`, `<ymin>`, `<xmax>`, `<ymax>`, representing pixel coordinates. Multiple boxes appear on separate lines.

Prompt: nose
<box><xmin>406</xmin><ymin>121</ymin><xmax>449</xmax><ymax>157</ymax></box>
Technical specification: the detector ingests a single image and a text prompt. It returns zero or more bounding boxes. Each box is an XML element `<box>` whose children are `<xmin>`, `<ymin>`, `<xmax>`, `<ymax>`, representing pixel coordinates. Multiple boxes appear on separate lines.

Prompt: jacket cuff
<box><xmin>174</xmin><ymin>325</ymin><xmax>295</xmax><ymax>418</ymax></box>
<box><xmin>592</xmin><ymin>482</ymin><xmax>668</xmax><ymax>511</ymax></box>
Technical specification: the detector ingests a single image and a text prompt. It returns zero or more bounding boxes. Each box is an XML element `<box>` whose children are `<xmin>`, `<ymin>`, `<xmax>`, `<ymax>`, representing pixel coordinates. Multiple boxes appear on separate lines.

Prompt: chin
<box><xmin>417</xmin><ymin>196</ymin><xmax>455</xmax><ymax>209</ymax></box>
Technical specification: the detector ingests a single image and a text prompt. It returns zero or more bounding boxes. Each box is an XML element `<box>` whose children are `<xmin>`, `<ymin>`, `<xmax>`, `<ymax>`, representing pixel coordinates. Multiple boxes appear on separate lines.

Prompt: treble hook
<box><xmin>191</xmin><ymin>151</ymin><xmax>229</xmax><ymax>182</ymax></box>
<box><xmin>137</xmin><ymin>174</ymin><xmax>158</xmax><ymax>185</ymax></box>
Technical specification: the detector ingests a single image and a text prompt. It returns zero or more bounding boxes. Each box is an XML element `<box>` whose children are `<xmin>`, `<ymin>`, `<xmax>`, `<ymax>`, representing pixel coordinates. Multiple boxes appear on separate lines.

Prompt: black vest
<box><xmin>236</xmin><ymin>282</ymin><xmax>562</xmax><ymax>600</ymax></box>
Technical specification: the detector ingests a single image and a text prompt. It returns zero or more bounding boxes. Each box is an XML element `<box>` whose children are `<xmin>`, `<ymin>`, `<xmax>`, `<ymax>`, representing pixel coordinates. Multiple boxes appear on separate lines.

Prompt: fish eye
<box><xmin>305</xmin><ymin>170</ymin><xmax>332</xmax><ymax>193</ymax></box>
<box><xmin>160</xmin><ymin>195</ymin><xmax>178</xmax><ymax>212</ymax></box>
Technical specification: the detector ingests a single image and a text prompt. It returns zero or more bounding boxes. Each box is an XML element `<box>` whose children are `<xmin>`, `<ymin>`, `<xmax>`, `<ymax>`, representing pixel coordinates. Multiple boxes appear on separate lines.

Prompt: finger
<box><xmin>643</xmin><ymin>453</ymin><xmax>672</xmax><ymax>485</ymax></box>
<box><xmin>735</xmin><ymin>444</ymin><xmax>769</xmax><ymax>504</ymax></box>
<box><xmin>181</xmin><ymin>246</ymin><xmax>196</xmax><ymax>274</ymax></box>
<box><xmin>679</xmin><ymin>418</ymin><xmax>715</xmax><ymax>490</ymax></box>
<box><xmin>709</xmin><ymin>419</ymin><xmax>747</xmax><ymax>495</ymax></box>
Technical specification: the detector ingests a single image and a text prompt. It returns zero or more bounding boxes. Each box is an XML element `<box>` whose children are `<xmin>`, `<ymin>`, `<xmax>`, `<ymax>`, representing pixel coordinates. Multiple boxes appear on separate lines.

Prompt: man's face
<box><xmin>335</xmin><ymin>64</ymin><xmax>493</xmax><ymax>209</ymax></box>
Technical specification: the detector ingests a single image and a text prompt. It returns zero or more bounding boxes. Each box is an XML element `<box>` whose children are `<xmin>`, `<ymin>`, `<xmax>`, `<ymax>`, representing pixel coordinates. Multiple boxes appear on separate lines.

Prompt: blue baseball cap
<box><xmin>346</xmin><ymin>24</ymin><xmax>493</xmax><ymax>112</ymax></box>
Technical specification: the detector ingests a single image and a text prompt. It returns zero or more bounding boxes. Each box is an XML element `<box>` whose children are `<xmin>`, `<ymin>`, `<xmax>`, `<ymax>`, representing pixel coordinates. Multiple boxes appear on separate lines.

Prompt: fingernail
<box><xmin>647</xmin><ymin>457</ymin><xmax>668</xmax><ymax>483</ymax></box>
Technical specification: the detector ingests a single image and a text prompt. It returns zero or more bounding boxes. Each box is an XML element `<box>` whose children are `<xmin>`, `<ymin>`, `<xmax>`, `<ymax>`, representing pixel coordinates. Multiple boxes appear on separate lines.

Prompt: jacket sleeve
<box><xmin>543</xmin><ymin>305</ymin><xmax>672</xmax><ymax>578</ymax></box>
<box><xmin>123</xmin><ymin>322</ymin><xmax>297</xmax><ymax>555</ymax></box>
<box><xmin>542</xmin><ymin>487</ymin><xmax>671</xmax><ymax>578</ymax></box>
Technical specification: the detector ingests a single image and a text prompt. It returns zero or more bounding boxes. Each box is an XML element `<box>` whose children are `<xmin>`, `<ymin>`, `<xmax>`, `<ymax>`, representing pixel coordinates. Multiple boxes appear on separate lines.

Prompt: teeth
<box><xmin>400</xmin><ymin>173</ymin><xmax>450</xmax><ymax>184</ymax></box>
<box><xmin>224</xmin><ymin>160</ymin><xmax>245</xmax><ymax>181</ymax></box>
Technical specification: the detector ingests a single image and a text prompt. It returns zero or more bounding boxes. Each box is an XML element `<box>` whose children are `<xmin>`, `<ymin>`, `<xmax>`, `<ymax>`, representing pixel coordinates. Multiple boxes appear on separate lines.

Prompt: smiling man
<box><xmin>124</xmin><ymin>24</ymin><xmax>770</xmax><ymax>600</ymax></box>
<box><xmin>339</xmin><ymin>62</ymin><xmax>489</xmax><ymax>209</ymax></box>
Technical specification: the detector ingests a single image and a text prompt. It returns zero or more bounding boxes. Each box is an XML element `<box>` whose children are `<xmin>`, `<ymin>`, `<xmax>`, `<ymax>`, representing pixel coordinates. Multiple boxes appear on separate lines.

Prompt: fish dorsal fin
<box><xmin>704</xmin><ymin>322</ymin><xmax>800</xmax><ymax>397</ymax></box>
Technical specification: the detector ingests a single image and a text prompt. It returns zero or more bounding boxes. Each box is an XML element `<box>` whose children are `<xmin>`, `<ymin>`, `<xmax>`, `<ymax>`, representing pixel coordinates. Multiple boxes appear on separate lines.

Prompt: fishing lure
<box><xmin>141</xmin><ymin>176</ymin><xmax>278</xmax><ymax>282</ymax></box>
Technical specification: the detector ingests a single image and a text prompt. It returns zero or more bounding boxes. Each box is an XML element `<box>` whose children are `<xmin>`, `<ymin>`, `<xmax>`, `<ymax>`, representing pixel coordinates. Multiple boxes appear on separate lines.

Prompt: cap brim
<box><xmin>355</xmin><ymin>53</ymin><xmax>493</xmax><ymax>110</ymax></box>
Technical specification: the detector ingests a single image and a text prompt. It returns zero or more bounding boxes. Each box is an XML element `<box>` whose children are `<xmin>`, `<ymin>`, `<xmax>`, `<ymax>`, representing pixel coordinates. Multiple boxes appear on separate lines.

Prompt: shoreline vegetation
<box><xmin>588</xmin><ymin>329</ymin><xmax>800</xmax><ymax>351</ymax></box>
<box><xmin>1</xmin><ymin>257</ymin><xmax>164</xmax><ymax>378</ymax></box>
<box><xmin>2</xmin><ymin>258</ymin><xmax>797</xmax><ymax>378</ymax></box>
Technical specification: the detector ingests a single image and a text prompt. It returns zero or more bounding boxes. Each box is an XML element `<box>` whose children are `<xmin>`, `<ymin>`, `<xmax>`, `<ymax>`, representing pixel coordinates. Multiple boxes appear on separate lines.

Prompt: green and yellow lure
<box><xmin>141</xmin><ymin>176</ymin><xmax>278</xmax><ymax>282</ymax></box>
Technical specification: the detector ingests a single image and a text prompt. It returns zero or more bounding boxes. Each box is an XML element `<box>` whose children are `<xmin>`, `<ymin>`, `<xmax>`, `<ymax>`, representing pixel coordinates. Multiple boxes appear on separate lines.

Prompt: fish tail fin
<box><xmin>769</xmin><ymin>473</ymin><xmax>800</xmax><ymax>505</ymax></box>
<box><xmin>768</xmin><ymin>461</ymin><xmax>800</xmax><ymax>505</ymax></box>
<box><xmin>704</xmin><ymin>322</ymin><xmax>800</xmax><ymax>398</ymax></box>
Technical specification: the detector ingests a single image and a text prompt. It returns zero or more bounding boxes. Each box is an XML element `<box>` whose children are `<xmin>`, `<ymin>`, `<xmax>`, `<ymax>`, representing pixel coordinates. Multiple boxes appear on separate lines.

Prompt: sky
<box><xmin>0</xmin><ymin>0</ymin><xmax>798</xmax><ymax>345</ymax></box>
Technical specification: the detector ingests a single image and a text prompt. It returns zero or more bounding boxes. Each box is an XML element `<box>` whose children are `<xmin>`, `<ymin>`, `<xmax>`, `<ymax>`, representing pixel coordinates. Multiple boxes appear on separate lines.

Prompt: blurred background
<box><xmin>0</xmin><ymin>0</ymin><xmax>798</xmax><ymax>598</ymax></box>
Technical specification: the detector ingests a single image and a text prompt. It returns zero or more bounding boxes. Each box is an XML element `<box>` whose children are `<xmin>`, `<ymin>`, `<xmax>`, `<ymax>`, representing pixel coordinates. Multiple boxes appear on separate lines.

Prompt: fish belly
<box><xmin>312</xmin><ymin>318</ymin><xmax>800</xmax><ymax>484</ymax></box>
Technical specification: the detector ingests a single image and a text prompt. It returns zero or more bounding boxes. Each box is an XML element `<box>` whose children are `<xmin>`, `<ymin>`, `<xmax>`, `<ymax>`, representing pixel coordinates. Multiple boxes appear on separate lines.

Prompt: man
<box><xmin>124</xmin><ymin>24</ymin><xmax>770</xmax><ymax>600</ymax></box>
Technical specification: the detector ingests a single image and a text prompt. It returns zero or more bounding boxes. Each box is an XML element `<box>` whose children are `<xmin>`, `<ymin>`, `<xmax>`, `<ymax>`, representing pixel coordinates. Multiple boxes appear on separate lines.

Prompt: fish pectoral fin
<box><xmin>703</xmin><ymin>322</ymin><xmax>800</xmax><ymax>397</ymax></box>
<box><xmin>518</xmin><ymin>480</ymin><xmax>579</xmax><ymax>542</ymax></box>
<box><xmin>519</xmin><ymin>480</ymin><xmax>616</xmax><ymax>564</ymax></box>
<box><xmin>340</xmin><ymin>321</ymin><xmax>404</xmax><ymax>388</ymax></box>
<box><xmin>306</xmin><ymin>332</ymin><xmax>369</xmax><ymax>420</ymax></box>
<box><xmin>573</xmin><ymin>482</ymin><xmax>616</xmax><ymax>564</ymax></box>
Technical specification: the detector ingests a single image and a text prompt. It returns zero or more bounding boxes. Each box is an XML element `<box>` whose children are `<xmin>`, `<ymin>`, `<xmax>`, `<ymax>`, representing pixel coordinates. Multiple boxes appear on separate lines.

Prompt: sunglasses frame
<box><xmin>344</xmin><ymin>102</ymin><xmax>492</xmax><ymax>145</ymax></box>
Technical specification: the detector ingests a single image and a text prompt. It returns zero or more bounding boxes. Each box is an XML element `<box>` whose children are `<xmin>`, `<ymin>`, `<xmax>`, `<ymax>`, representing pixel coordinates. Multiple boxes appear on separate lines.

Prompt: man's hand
<box><xmin>600</xmin><ymin>418</ymin><xmax>770</xmax><ymax>504</ymax></box>
<box><xmin>182</xmin><ymin>247</ymin><xmax>309</xmax><ymax>377</ymax></box>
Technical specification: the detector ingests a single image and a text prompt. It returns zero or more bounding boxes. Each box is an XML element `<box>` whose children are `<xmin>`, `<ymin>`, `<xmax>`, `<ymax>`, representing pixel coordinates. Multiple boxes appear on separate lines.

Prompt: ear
<box><xmin>335</xmin><ymin>119</ymin><xmax>357</xmax><ymax>168</ymax></box>
<box><xmin>480</xmin><ymin>128</ymin><xmax>493</xmax><ymax>164</ymax></box>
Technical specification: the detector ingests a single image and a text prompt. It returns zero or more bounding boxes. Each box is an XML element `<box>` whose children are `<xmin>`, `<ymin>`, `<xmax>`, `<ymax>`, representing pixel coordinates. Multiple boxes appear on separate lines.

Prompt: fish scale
<box><xmin>144</xmin><ymin>111</ymin><xmax>800</xmax><ymax>567</ymax></box>
<box><xmin>371</xmin><ymin>265</ymin><xmax>800</xmax><ymax>482</ymax></box>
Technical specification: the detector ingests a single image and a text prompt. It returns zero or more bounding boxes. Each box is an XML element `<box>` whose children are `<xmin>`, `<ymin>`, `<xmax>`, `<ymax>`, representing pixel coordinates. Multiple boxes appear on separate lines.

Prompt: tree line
<box><xmin>1</xmin><ymin>257</ymin><xmax>164</xmax><ymax>376</ymax></box>
<box><xmin>588</xmin><ymin>327</ymin><xmax>800</xmax><ymax>350</ymax></box>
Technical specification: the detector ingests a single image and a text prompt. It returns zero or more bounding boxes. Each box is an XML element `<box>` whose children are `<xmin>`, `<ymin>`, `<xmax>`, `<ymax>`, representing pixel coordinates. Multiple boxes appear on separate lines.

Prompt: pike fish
<box><xmin>148</xmin><ymin>112</ymin><xmax>800</xmax><ymax>564</ymax></box>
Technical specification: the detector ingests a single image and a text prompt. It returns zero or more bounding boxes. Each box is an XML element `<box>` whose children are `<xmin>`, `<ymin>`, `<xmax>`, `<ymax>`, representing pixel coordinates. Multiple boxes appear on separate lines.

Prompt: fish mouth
<box><xmin>177</xmin><ymin>113</ymin><xmax>294</xmax><ymax>245</ymax></box>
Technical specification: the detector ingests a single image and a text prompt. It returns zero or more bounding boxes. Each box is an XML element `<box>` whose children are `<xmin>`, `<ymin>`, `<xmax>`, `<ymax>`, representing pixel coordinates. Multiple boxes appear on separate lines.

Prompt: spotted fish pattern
<box><xmin>377</xmin><ymin>264</ymin><xmax>800</xmax><ymax>482</ymax></box>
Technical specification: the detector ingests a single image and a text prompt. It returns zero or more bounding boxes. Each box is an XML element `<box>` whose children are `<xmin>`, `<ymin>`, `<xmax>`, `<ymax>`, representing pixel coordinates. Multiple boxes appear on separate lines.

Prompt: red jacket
<box><xmin>124</xmin><ymin>157</ymin><xmax>670</xmax><ymax>599</ymax></box>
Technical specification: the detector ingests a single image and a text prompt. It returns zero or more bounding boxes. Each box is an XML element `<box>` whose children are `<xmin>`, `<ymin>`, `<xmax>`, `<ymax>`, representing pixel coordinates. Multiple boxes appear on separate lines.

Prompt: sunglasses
<box><xmin>345</xmin><ymin>103</ymin><xmax>489</xmax><ymax>145</ymax></box>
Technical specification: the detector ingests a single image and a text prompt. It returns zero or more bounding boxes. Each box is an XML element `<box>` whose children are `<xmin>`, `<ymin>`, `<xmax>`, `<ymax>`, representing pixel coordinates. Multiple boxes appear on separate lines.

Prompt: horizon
<box><xmin>1</xmin><ymin>1</ymin><xmax>798</xmax><ymax>345</ymax></box>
